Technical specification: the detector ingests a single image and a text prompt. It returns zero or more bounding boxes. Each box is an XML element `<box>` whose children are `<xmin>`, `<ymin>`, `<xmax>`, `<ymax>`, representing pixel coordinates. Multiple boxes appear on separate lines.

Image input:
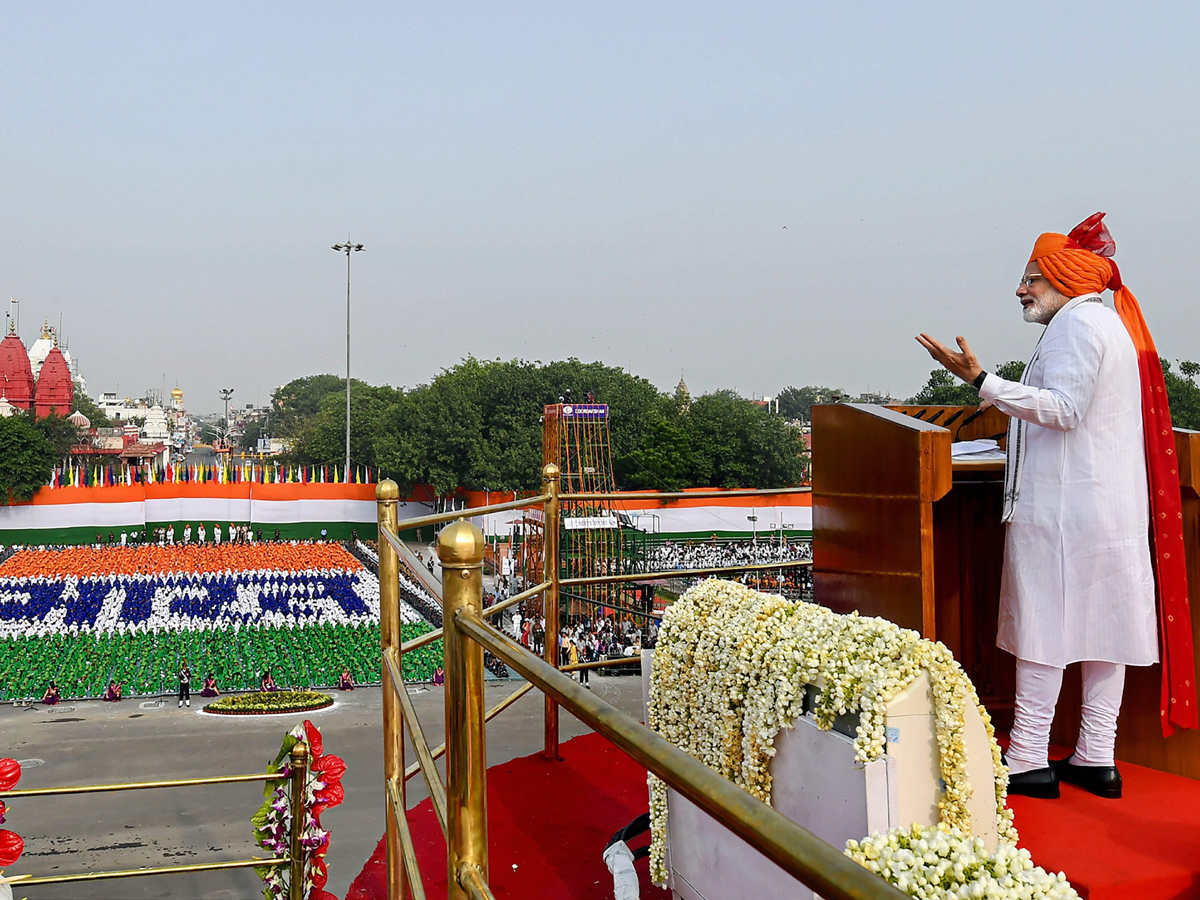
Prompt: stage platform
<box><xmin>346</xmin><ymin>732</ymin><xmax>1200</xmax><ymax>900</ymax></box>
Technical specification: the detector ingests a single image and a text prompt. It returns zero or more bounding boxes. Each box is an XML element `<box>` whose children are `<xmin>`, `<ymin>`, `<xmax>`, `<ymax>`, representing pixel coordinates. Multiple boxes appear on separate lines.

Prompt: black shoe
<box><xmin>1006</xmin><ymin>765</ymin><xmax>1060</xmax><ymax>799</ymax></box>
<box><xmin>1052</xmin><ymin>756</ymin><xmax>1122</xmax><ymax>799</ymax></box>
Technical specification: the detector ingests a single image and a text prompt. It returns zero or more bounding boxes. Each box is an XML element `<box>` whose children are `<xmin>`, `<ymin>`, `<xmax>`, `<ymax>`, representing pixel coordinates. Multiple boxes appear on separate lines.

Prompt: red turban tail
<box><xmin>1031</xmin><ymin>213</ymin><xmax>1197</xmax><ymax>736</ymax></box>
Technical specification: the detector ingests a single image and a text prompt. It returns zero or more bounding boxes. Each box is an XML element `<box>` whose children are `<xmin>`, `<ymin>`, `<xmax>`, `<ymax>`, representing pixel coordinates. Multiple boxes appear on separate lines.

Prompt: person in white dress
<box><xmin>918</xmin><ymin>214</ymin><xmax>1195</xmax><ymax>800</ymax></box>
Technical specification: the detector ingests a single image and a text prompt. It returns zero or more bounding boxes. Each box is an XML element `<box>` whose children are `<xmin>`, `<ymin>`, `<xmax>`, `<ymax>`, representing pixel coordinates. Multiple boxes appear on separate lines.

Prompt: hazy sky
<box><xmin>4</xmin><ymin>4</ymin><xmax>1200</xmax><ymax>414</ymax></box>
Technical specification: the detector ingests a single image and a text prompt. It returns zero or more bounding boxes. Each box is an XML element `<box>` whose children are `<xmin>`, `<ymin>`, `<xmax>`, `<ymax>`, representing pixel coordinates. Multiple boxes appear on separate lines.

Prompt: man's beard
<box><xmin>1022</xmin><ymin>286</ymin><xmax>1071</xmax><ymax>324</ymax></box>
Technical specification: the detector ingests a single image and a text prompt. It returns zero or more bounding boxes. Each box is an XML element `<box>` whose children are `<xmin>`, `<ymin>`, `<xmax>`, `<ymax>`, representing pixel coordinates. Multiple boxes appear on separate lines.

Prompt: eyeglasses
<box><xmin>1018</xmin><ymin>274</ymin><xmax>1046</xmax><ymax>289</ymax></box>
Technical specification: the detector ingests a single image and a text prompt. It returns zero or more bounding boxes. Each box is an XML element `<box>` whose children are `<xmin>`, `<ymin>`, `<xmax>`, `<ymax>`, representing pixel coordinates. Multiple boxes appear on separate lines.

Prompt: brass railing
<box><xmin>376</xmin><ymin>468</ymin><xmax>904</xmax><ymax>900</ymax></box>
<box><xmin>0</xmin><ymin>748</ymin><xmax>308</xmax><ymax>895</ymax></box>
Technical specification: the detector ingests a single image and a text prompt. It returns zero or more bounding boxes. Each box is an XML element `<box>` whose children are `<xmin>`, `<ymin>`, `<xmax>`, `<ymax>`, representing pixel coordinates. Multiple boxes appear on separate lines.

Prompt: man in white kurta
<box><xmin>984</xmin><ymin>294</ymin><xmax>1157</xmax><ymax>672</ymax></box>
<box><xmin>918</xmin><ymin>248</ymin><xmax>1157</xmax><ymax>800</ymax></box>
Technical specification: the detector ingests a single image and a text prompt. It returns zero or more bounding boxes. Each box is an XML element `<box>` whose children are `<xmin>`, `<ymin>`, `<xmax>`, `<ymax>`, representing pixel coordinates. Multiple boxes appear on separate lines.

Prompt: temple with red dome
<box><xmin>34</xmin><ymin>345</ymin><xmax>73</xmax><ymax>418</ymax></box>
<box><xmin>0</xmin><ymin>322</ymin><xmax>74</xmax><ymax>418</ymax></box>
<box><xmin>0</xmin><ymin>326</ymin><xmax>35</xmax><ymax>410</ymax></box>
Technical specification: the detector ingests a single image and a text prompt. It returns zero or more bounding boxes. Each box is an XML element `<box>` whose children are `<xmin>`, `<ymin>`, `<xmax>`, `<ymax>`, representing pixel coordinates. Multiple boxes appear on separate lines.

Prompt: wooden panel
<box><xmin>813</xmin><ymin>404</ymin><xmax>951</xmax><ymax>638</ymax></box>
<box><xmin>887</xmin><ymin>405</ymin><xmax>1011</xmax><ymax>447</ymax></box>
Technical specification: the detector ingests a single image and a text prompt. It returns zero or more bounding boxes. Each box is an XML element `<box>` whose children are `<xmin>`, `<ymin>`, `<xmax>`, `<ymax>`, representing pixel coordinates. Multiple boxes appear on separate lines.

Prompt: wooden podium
<box><xmin>811</xmin><ymin>402</ymin><xmax>1200</xmax><ymax>779</ymax></box>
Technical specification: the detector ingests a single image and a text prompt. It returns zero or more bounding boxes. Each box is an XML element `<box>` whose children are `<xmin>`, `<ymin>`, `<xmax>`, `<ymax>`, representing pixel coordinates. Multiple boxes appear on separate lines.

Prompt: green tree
<box><xmin>239</xmin><ymin>421</ymin><xmax>263</xmax><ymax>452</ymax></box>
<box><xmin>614</xmin><ymin>417</ymin><xmax>693</xmax><ymax>491</ymax></box>
<box><xmin>0</xmin><ymin>416</ymin><xmax>58</xmax><ymax>503</ymax></box>
<box><xmin>684</xmin><ymin>391</ymin><xmax>808</xmax><ymax>488</ymax></box>
<box><xmin>908</xmin><ymin>361</ymin><xmax>1026</xmax><ymax>405</ymax></box>
<box><xmin>272</xmin><ymin>375</ymin><xmax>362</xmax><ymax>436</ymax></box>
<box><xmin>776</xmin><ymin>385</ymin><xmax>844</xmax><ymax>422</ymax></box>
<box><xmin>31</xmin><ymin>412</ymin><xmax>80</xmax><ymax>459</ymax></box>
<box><xmin>1163</xmin><ymin>359</ymin><xmax>1200</xmax><ymax>430</ymax></box>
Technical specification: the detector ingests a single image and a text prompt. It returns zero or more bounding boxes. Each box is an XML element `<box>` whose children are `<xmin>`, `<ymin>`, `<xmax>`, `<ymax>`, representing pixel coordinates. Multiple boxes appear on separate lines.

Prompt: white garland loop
<box><xmin>646</xmin><ymin>580</ymin><xmax>1017</xmax><ymax>887</ymax></box>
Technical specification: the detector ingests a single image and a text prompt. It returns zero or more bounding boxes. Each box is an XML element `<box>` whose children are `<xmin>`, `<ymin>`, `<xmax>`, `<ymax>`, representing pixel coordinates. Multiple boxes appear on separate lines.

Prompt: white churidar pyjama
<box><xmin>1007</xmin><ymin>659</ymin><xmax>1126</xmax><ymax>774</ymax></box>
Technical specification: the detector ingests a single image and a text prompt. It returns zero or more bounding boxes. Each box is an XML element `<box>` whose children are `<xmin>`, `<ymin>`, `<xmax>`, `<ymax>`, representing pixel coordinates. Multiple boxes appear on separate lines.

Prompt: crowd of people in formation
<box><xmin>0</xmin><ymin>539</ymin><xmax>446</xmax><ymax>703</ymax></box>
<box><xmin>75</xmin><ymin>522</ymin><xmax>267</xmax><ymax>547</ymax></box>
<box><xmin>0</xmin><ymin>543</ymin><xmax>437</xmax><ymax>641</ymax></box>
<box><xmin>0</xmin><ymin>541</ymin><xmax>374</xmax><ymax>579</ymax></box>
<box><xmin>642</xmin><ymin>538</ymin><xmax>812</xmax><ymax>573</ymax></box>
<box><xmin>349</xmin><ymin>541</ymin><xmax>444</xmax><ymax>628</ymax></box>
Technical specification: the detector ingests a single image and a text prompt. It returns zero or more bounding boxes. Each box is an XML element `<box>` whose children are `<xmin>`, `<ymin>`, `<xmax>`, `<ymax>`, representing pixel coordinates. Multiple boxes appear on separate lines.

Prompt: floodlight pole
<box><xmin>219</xmin><ymin>389</ymin><xmax>234</xmax><ymax>445</ymax></box>
<box><xmin>332</xmin><ymin>240</ymin><xmax>365</xmax><ymax>478</ymax></box>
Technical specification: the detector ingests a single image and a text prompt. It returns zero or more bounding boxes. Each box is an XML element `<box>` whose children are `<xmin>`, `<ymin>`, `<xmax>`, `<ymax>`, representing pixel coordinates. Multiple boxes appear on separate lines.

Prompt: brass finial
<box><xmin>542</xmin><ymin>463</ymin><xmax>560</xmax><ymax>484</ymax></box>
<box><xmin>437</xmin><ymin>518</ymin><xmax>485</xmax><ymax>568</ymax></box>
<box><xmin>376</xmin><ymin>478</ymin><xmax>400</xmax><ymax>501</ymax></box>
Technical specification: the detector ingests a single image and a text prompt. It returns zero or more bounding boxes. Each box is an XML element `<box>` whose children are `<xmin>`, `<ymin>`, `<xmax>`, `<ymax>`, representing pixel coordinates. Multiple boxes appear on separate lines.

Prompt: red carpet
<box><xmin>345</xmin><ymin>732</ymin><xmax>668</xmax><ymax>900</ymax></box>
<box><xmin>348</xmin><ymin>734</ymin><xmax>1200</xmax><ymax>900</ymax></box>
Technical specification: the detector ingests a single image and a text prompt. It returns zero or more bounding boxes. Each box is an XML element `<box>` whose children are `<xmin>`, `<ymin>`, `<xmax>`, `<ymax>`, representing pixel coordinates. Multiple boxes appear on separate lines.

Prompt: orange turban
<box><xmin>1029</xmin><ymin>213</ymin><xmax>1122</xmax><ymax>298</ymax></box>
<box><xmin>1030</xmin><ymin>213</ymin><xmax>1196</xmax><ymax>735</ymax></box>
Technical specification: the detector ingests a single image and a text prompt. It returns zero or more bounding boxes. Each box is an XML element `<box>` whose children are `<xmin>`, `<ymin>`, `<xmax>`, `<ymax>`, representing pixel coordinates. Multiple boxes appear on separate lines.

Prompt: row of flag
<box><xmin>47</xmin><ymin>463</ymin><xmax>376</xmax><ymax>488</ymax></box>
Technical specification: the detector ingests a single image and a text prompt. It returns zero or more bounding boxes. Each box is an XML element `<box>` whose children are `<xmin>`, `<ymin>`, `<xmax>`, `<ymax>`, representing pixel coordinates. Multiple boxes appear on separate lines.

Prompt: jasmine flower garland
<box><xmin>646</xmin><ymin>580</ymin><xmax>1016</xmax><ymax>887</ymax></box>
<box><xmin>845</xmin><ymin>824</ymin><xmax>1077</xmax><ymax>900</ymax></box>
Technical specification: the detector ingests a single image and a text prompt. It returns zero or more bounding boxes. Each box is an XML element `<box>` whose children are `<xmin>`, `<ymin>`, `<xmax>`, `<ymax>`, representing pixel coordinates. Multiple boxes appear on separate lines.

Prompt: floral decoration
<box><xmin>205</xmin><ymin>690</ymin><xmax>334</xmax><ymax>716</ymax></box>
<box><xmin>845</xmin><ymin>823</ymin><xmax>1077</xmax><ymax>899</ymax></box>
<box><xmin>251</xmin><ymin>720</ymin><xmax>345</xmax><ymax>900</ymax></box>
<box><xmin>0</xmin><ymin>758</ymin><xmax>23</xmax><ymax>870</ymax></box>
<box><xmin>646</xmin><ymin>580</ymin><xmax>1016</xmax><ymax>886</ymax></box>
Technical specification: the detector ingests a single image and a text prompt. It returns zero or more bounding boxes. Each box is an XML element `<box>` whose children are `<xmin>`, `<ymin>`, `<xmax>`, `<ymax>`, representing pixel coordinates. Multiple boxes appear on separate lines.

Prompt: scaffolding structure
<box><xmin>529</xmin><ymin>402</ymin><xmax>649</xmax><ymax>621</ymax></box>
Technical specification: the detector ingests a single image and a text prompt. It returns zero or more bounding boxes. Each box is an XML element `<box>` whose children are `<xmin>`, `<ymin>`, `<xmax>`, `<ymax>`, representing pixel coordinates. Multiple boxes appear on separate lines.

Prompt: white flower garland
<box><xmin>646</xmin><ymin>580</ymin><xmax>1016</xmax><ymax>887</ymax></box>
<box><xmin>846</xmin><ymin>824</ymin><xmax>1077</xmax><ymax>900</ymax></box>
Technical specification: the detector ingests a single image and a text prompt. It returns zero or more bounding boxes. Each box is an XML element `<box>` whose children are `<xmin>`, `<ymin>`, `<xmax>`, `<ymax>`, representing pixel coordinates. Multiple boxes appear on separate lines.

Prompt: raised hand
<box><xmin>915</xmin><ymin>333</ymin><xmax>983</xmax><ymax>385</ymax></box>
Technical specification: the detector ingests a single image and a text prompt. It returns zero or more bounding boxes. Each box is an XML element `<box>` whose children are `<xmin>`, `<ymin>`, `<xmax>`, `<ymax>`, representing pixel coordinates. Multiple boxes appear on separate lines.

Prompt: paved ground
<box><xmin>1</xmin><ymin>674</ymin><xmax>646</xmax><ymax>899</ymax></box>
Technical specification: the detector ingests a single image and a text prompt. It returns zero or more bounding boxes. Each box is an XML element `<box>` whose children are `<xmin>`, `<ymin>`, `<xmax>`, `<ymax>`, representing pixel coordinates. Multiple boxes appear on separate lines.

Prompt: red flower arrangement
<box><xmin>252</xmin><ymin>720</ymin><xmax>345</xmax><ymax>900</ymax></box>
<box><xmin>0</xmin><ymin>758</ymin><xmax>23</xmax><ymax>869</ymax></box>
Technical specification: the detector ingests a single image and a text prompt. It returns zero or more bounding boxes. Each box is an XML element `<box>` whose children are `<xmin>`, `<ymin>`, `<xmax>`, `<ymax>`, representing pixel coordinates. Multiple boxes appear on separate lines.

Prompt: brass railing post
<box><xmin>438</xmin><ymin>519</ymin><xmax>488</xmax><ymax>900</ymax></box>
<box><xmin>288</xmin><ymin>741</ymin><xmax>309</xmax><ymax>900</ymax></box>
<box><xmin>377</xmin><ymin>479</ymin><xmax>408</xmax><ymax>899</ymax></box>
<box><xmin>542</xmin><ymin>463</ymin><xmax>562</xmax><ymax>760</ymax></box>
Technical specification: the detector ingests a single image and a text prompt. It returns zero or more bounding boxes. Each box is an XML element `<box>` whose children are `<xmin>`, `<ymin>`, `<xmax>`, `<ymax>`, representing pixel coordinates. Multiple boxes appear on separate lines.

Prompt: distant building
<box><xmin>142</xmin><ymin>405</ymin><xmax>169</xmax><ymax>442</ymax></box>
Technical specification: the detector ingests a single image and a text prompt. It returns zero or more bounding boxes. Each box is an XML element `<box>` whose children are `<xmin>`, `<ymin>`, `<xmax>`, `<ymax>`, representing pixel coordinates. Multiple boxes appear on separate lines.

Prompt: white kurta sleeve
<box><xmin>978</xmin><ymin>314</ymin><xmax>1104</xmax><ymax>432</ymax></box>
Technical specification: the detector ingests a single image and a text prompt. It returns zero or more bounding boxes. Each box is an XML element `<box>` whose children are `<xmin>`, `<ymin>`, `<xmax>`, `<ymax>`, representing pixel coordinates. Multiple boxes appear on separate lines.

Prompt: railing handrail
<box><xmin>3</xmin><ymin>761</ymin><xmax>304</xmax><ymax>897</ymax></box>
<box><xmin>10</xmin><ymin>857</ymin><xmax>290</xmax><ymax>887</ymax></box>
<box><xmin>400</xmin><ymin>579</ymin><xmax>552</xmax><ymax>654</ymax></box>
<box><xmin>384</xmin><ymin>648</ymin><xmax>449</xmax><ymax>836</ymax></box>
<box><xmin>0</xmin><ymin>771</ymin><xmax>287</xmax><ymax>800</ymax></box>
<box><xmin>454</xmin><ymin>607</ymin><xmax>905</xmax><ymax>900</ymax></box>
<box><xmin>559</xmin><ymin>558</ymin><xmax>811</xmax><ymax>588</ymax></box>
<box><xmin>560</xmin><ymin>486</ymin><xmax>811</xmax><ymax>501</ymax></box>
<box><xmin>375</xmin><ymin>474</ymin><xmax>889</xmax><ymax>900</ymax></box>
<box><xmin>379</xmin><ymin>494</ymin><xmax>550</xmax><ymax>542</ymax></box>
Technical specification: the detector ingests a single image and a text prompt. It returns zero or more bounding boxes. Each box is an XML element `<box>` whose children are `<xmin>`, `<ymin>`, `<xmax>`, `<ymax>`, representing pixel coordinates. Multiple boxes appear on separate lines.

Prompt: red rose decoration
<box><xmin>0</xmin><ymin>828</ymin><xmax>24</xmax><ymax>867</ymax></box>
<box><xmin>0</xmin><ymin>759</ymin><xmax>21</xmax><ymax>792</ymax></box>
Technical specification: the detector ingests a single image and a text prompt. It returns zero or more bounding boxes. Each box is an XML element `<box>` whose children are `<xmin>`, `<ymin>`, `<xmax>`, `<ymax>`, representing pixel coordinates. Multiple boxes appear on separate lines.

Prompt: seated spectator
<box><xmin>103</xmin><ymin>680</ymin><xmax>122</xmax><ymax>702</ymax></box>
<box><xmin>42</xmin><ymin>682</ymin><xmax>61</xmax><ymax>705</ymax></box>
<box><xmin>433</xmin><ymin>665</ymin><xmax>445</xmax><ymax>686</ymax></box>
<box><xmin>261</xmin><ymin>670</ymin><xmax>279</xmax><ymax>692</ymax></box>
<box><xmin>337</xmin><ymin>666</ymin><xmax>355</xmax><ymax>691</ymax></box>
<box><xmin>200</xmin><ymin>674</ymin><xmax>220</xmax><ymax>697</ymax></box>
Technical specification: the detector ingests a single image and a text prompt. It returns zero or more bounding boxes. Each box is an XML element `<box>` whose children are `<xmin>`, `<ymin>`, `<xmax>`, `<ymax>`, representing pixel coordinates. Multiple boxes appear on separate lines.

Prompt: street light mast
<box><xmin>331</xmin><ymin>240</ymin><xmax>365</xmax><ymax>479</ymax></box>
<box><xmin>218</xmin><ymin>388</ymin><xmax>234</xmax><ymax>449</ymax></box>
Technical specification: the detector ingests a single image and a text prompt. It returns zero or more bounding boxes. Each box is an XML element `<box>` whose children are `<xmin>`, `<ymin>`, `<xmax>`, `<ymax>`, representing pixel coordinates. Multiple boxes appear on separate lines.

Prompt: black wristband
<box><xmin>971</xmin><ymin>371</ymin><xmax>988</xmax><ymax>390</ymax></box>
